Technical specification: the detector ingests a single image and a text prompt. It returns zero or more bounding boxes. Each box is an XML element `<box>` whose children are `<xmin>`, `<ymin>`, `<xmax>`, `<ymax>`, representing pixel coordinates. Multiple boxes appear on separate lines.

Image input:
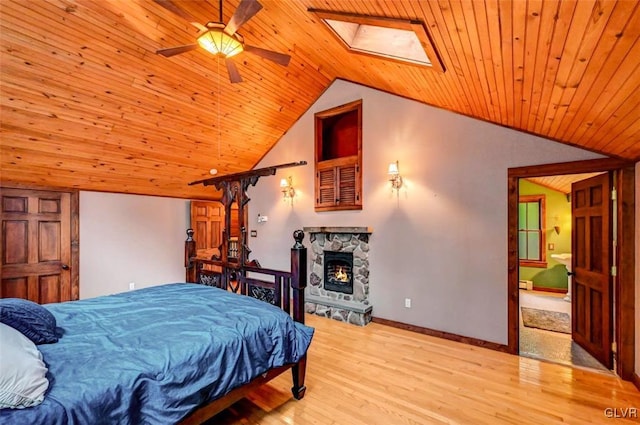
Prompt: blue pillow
<box><xmin>0</xmin><ymin>299</ymin><xmax>58</xmax><ymax>344</ymax></box>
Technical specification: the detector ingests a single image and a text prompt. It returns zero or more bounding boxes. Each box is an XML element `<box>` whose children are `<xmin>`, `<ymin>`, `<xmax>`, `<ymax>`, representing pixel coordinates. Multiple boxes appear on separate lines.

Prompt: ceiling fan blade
<box><xmin>225</xmin><ymin>59</ymin><xmax>243</xmax><ymax>84</ymax></box>
<box><xmin>244</xmin><ymin>45</ymin><xmax>291</xmax><ymax>66</ymax></box>
<box><xmin>156</xmin><ymin>44</ymin><xmax>199</xmax><ymax>57</ymax></box>
<box><xmin>153</xmin><ymin>0</ymin><xmax>206</xmax><ymax>32</ymax></box>
<box><xmin>224</xmin><ymin>0</ymin><xmax>263</xmax><ymax>36</ymax></box>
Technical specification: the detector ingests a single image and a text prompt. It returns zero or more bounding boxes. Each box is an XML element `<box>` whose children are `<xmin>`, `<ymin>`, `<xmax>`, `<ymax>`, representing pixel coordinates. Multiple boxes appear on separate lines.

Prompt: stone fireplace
<box><xmin>303</xmin><ymin>226</ymin><xmax>372</xmax><ymax>326</ymax></box>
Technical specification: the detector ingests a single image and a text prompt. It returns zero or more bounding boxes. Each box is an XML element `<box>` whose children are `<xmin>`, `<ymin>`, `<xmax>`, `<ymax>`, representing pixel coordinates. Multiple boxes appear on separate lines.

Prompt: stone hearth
<box><xmin>303</xmin><ymin>226</ymin><xmax>373</xmax><ymax>326</ymax></box>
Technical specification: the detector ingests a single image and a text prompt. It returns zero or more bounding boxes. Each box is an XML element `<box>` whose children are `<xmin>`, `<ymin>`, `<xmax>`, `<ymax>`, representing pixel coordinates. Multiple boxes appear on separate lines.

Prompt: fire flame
<box><xmin>335</xmin><ymin>266</ymin><xmax>348</xmax><ymax>282</ymax></box>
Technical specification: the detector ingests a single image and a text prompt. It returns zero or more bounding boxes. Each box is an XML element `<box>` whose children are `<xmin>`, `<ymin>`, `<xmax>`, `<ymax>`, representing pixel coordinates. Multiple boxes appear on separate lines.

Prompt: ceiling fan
<box><xmin>154</xmin><ymin>0</ymin><xmax>291</xmax><ymax>83</ymax></box>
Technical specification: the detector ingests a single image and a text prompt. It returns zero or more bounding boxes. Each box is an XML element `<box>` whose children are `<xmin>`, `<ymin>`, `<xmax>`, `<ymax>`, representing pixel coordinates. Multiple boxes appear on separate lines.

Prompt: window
<box><xmin>309</xmin><ymin>9</ymin><xmax>445</xmax><ymax>72</ymax></box>
<box><xmin>518</xmin><ymin>195</ymin><xmax>547</xmax><ymax>268</ymax></box>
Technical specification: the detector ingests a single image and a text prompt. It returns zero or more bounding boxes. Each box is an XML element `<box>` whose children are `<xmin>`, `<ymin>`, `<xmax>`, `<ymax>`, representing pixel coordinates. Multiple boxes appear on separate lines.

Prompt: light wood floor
<box><xmin>210</xmin><ymin>314</ymin><xmax>640</xmax><ymax>424</ymax></box>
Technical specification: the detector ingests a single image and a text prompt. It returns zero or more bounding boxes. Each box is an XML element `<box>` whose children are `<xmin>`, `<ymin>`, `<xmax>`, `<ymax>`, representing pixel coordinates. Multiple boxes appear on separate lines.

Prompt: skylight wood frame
<box><xmin>309</xmin><ymin>9</ymin><xmax>445</xmax><ymax>73</ymax></box>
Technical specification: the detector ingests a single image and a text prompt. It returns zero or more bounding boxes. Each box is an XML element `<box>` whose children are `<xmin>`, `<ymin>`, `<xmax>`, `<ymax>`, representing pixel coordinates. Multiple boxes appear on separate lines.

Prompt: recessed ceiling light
<box><xmin>309</xmin><ymin>9</ymin><xmax>445</xmax><ymax>72</ymax></box>
<box><xmin>209</xmin><ymin>168</ymin><xmax>218</xmax><ymax>175</ymax></box>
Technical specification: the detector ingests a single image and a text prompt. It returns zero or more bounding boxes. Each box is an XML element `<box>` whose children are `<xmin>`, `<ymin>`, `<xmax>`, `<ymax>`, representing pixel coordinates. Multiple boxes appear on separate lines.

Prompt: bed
<box><xmin>0</xmin><ymin>283</ymin><xmax>313</xmax><ymax>424</ymax></box>
<box><xmin>1</xmin><ymin>230</ymin><xmax>313</xmax><ymax>424</ymax></box>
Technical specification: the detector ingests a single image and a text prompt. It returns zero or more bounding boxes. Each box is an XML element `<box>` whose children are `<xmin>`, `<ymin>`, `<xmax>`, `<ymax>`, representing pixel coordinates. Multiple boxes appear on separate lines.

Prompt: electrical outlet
<box><xmin>250</xmin><ymin>230</ymin><xmax>257</xmax><ymax>237</ymax></box>
<box><xmin>128</xmin><ymin>282</ymin><xmax>135</xmax><ymax>291</ymax></box>
<box><xmin>404</xmin><ymin>298</ymin><xmax>411</xmax><ymax>308</ymax></box>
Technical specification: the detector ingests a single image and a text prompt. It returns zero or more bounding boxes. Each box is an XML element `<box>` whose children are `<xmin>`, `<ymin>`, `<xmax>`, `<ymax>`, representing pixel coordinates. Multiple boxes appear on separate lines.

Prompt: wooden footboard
<box><xmin>182</xmin><ymin>229</ymin><xmax>309</xmax><ymax>423</ymax></box>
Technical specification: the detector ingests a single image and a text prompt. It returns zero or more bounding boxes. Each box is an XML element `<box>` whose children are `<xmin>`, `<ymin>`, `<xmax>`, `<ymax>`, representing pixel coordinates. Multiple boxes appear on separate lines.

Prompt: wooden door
<box><xmin>571</xmin><ymin>173</ymin><xmax>612</xmax><ymax>369</ymax></box>
<box><xmin>1</xmin><ymin>188</ymin><xmax>77</xmax><ymax>304</ymax></box>
<box><xmin>191</xmin><ymin>201</ymin><xmax>224</xmax><ymax>259</ymax></box>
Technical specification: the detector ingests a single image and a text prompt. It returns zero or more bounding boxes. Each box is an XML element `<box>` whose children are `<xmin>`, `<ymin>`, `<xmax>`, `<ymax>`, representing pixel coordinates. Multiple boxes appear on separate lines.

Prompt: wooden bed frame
<box><xmin>181</xmin><ymin>161</ymin><xmax>310</xmax><ymax>423</ymax></box>
<box><xmin>180</xmin><ymin>229</ymin><xmax>308</xmax><ymax>424</ymax></box>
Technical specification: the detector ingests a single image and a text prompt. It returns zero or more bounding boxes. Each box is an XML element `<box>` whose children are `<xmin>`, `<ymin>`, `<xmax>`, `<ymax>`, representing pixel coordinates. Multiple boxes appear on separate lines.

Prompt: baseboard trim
<box><xmin>632</xmin><ymin>372</ymin><xmax>640</xmax><ymax>392</ymax></box>
<box><xmin>371</xmin><ymin>317</ymin><xmax>510</xmax><ymax>353</ymax></box>
<box><xmin>532</xmin><ymin>286</ymin><xmax>567</xmax><ymax>294</ymax></box>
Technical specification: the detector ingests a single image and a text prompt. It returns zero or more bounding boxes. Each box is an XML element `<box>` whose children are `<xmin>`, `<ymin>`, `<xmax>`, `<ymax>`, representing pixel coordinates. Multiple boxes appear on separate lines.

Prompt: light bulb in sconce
<box><xmin>280</xmin><ymin>176</ymin><xmax>295</xmax><ymax>206</ymax></box>
<box><xmin>388</xmin><ymin>160</ymin><xmax>403</xmax><ymax>197</ymax></box>
<box><xmin>388</xmin><ymin>162</ymin><xmax>399</xmax><ymax>176</ymax></box>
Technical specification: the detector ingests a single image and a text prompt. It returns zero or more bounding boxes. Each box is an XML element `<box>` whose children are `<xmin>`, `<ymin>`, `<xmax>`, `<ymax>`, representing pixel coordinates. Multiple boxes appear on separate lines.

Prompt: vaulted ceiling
<box><xmin>1</xmin><ymin>0</ymin><xmax>639</xmax><ymax>200</ymax></box>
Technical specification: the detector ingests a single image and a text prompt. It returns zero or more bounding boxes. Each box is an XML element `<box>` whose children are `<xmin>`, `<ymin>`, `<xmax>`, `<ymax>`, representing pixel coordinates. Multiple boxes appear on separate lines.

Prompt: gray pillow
<box><xmin>0</xmin><ymin>298</ymin><xmax>58</xmax><ymax>344</ymax></box>
<box><xmin>0</xmin><ymin>322</ymin><xmax>49</xmax><ymax>409</ymax></box>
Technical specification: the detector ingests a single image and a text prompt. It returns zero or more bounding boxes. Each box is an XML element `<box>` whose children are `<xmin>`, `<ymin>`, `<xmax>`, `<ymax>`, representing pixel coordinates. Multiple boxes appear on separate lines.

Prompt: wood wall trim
<box><xmin>508</xmin><ymin>158</ymin><xmax>633</xmax><ymax>178</ymax></box>
<box><xmin>70</xmin><ymin>191</ymin><xmax>80</xmax><ymax>301</ymax></box>
<box><xmin>507</xmin><ymin>175</ymin><xmax>520</xmax><ymax>354</ymax></box>
<box><xmin>632</xmin><ymin>372</ymin><xmax>640</xmax><ymax>392</ymax></box>
<box><xmin>616</xmin><ymin>165</ymin><xmax>636</xmax><ymax>380</ymax></box>
<box><xmin>372</xmin><ymin>317</ymin><xmax>510</xmax><ymax>353</ymax></box>
<box><xmin>531</xmin><ymin>286</ymin><xmax>567</xmax><ymax>294</ymax></box>
<box><xmin>507</xmin><ymin>159</ymin><xmax>635</xmax><ymax>380</ymax></box>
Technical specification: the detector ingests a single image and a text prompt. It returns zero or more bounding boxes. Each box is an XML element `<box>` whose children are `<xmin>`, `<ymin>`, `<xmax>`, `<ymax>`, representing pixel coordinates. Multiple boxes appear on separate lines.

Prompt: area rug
<box><xmin>521</xmin><ymin>307</ymin><xmax>571</xmax><ymax>334</ymax></box>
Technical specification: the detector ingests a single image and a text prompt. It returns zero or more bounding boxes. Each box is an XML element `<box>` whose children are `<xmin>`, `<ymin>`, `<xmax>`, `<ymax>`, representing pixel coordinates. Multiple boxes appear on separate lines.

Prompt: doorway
<box><xmin>1</xmin><ymin>187</ymin><xmax>79</xmax><ymax>303</ymax></box>
<box><xmin>516</xmin><ymin>172</ymin><xmax>610</xmax><ymax>371</ymax></box>
<box><xmin>507</xmin><ymin>158</ymin><xmax>635</xmax><ymax>380</ymax></box>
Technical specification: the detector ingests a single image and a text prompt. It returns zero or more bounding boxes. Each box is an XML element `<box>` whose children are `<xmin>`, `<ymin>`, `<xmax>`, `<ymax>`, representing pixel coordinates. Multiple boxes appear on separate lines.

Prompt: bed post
<box><xmin>290</xmin><ymin>229</ymin><xmax>307</xmax><ymax>400</ymax></box>
<box><xmin>185</xmin><ymin>228</ymin><xmax>196</xmax><ymax>283</ymax></box>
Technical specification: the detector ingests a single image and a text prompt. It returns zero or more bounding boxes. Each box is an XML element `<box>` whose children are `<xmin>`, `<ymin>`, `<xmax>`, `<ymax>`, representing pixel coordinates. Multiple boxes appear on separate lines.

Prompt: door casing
<box><xmin>1</xmin><ymin>185</ymin><xmax>79</xmax><ymax>302</ymax></box>
<box><xmin>507</xmin><ymin>158</ymin><xmax>635</xmax><ymax>380</ymax></box>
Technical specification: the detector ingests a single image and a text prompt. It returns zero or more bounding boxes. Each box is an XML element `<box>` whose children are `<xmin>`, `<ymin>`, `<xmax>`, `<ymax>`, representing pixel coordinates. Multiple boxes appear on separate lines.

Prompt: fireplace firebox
<box><xmin>324</xmin><ymin>251</ymin><xmax>353</xmax><ymax>294</ymax></box>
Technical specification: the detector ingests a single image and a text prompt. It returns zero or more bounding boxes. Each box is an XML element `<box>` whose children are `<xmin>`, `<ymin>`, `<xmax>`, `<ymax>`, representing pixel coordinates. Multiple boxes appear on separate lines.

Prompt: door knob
<box><xmin>567</xmin><ymin>271</ymin><xmax>574</xmax><ymax>276</ymax></box>
<box><xmin>61</xmin><ymin>264</ymin><xmax>70</xmax><ymax>270</ymax></box>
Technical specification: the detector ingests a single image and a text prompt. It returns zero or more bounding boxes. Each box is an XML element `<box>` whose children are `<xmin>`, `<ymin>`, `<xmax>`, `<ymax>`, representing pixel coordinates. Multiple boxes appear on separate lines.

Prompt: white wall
<box><xmin>247</xmin><ymin>79</ymin><xmax>603</xmax><ymax>345</ymax></box>
<box><xmin>79</xmin><ymin>191</ymin><xmax>189</xmax><ymax>299</ymax></box>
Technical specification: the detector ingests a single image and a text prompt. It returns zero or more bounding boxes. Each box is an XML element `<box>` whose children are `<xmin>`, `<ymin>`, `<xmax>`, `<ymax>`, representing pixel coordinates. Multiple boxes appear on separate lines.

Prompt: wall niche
<box><xmin>314</xmin><ymin>99</ymin><xmax>362</xmax><ymax>211</ymax></box>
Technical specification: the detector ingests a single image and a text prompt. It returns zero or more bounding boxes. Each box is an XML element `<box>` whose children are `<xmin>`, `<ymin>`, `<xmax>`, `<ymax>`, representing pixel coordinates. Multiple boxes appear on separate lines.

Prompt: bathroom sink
<box><xmin>551</xmin><ymin>253</ymin><xmax>572</xmax><ymax>269</ymax></box>
<box><xmin>551</xmin><ymin>253</ymin><xmax>572</xmax><ymax>302</ymax></box>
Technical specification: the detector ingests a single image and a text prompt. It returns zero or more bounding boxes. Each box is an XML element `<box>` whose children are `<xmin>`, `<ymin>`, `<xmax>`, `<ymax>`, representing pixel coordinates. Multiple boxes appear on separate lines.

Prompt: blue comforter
<box><xmin>1</xmin><ymin>283</ymin><xmax>314</xmax><ymax>425</ymax></box>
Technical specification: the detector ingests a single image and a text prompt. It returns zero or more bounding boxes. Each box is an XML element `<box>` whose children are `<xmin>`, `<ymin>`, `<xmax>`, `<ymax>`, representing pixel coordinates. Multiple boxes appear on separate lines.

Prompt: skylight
<box><xmin>309</xmin><ymin>10</ymin><xmax>445</xmax><ymax>72</ymax></box>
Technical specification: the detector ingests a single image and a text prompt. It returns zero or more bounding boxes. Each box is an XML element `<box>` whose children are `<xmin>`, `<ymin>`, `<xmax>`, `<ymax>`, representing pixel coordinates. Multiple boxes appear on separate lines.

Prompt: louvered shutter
<box><xmin>317</xmin><ymin>166</ymin><xmax>336</xmax><ymax>207</ymax></box>
<box><xmin>337</xmin><ymin>165</ymin><xmax>356</xmax><ymax>204</ymax></box>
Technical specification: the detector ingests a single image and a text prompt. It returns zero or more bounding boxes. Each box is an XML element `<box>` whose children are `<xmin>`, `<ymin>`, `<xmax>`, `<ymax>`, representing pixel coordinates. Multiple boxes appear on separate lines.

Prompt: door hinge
<box><xmin>611</xmin><ymin>188</ymin><xmax>617</xmax><ymax>201</ymax></box>
<box><xmin>612</xmin><ymin>341</ymin><xmax>617</xmax><ymax>353</ymax></box>
<box><xmin>611</xmin><ymin>265</ymin><xmax>617</xmax><ymax>277</ymax></box>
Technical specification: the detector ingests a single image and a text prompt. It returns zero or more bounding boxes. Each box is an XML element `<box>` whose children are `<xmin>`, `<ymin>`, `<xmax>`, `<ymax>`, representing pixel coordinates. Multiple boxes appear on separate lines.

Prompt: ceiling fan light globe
<box><xmin>197</xmin><ymin>29</ymin><xmax>244</xmax><ymax>58</ymax></box>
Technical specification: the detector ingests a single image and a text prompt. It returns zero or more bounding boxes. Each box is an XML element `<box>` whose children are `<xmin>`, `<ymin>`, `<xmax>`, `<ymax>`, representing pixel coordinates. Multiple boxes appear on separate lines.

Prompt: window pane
<box><xmin>518</xmin><ymin>231</ymin><xmax>527</xmax><ymax>259</ymax></box>
<box><xmin>527</xmin><ymin>202</ymin><xmax>540</xmax><ymax>230</ymax></box>
<box><xmin>527</xmin><ymin>233</ymin><xmax>540</xmax><ymax>260</ymax></box>
<box><xmin>518</xmin><ymin>203</ymin><xmax>526</xmax><ymax>229</ymax></box>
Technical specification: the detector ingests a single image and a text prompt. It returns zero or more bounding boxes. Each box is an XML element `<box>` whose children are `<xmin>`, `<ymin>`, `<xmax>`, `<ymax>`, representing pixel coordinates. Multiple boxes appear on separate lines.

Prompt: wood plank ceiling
<box><xmin>1</xmin><ymin>0</ymin><xmax>639</xmax><ymax>200</ymax></box>
<box><xmin>526</xmin><ymin>172</ymin><xmax>603</xmax><ymax>194</ymax></box>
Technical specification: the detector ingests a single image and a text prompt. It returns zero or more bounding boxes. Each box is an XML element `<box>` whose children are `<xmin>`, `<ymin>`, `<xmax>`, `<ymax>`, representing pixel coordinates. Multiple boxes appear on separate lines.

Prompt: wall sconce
<box><xmin>280</xmin><ymin>176</ymin><xmax>295</xmax><ymax>205</ymax></box>
<box><xmin>388</xmin><ymin>160</ymin><xmax>403</xmax><ymax>195</ymax></box>
<box><xmin>553</xmin><ymin>215</ymin><xmax>561</xmax><ymax>235</ymax></box>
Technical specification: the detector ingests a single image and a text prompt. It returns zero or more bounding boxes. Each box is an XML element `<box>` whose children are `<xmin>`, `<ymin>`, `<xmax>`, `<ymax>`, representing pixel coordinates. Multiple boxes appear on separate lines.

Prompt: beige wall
<box><xmin>247</xmin><ymin>79</ymin><xmax>604</xmax><ymax>345</ymax></box>
<box><xmin>79</xmin><ymin>191</ymin><xmax>189</xmax><ymax>299</ymax></box>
